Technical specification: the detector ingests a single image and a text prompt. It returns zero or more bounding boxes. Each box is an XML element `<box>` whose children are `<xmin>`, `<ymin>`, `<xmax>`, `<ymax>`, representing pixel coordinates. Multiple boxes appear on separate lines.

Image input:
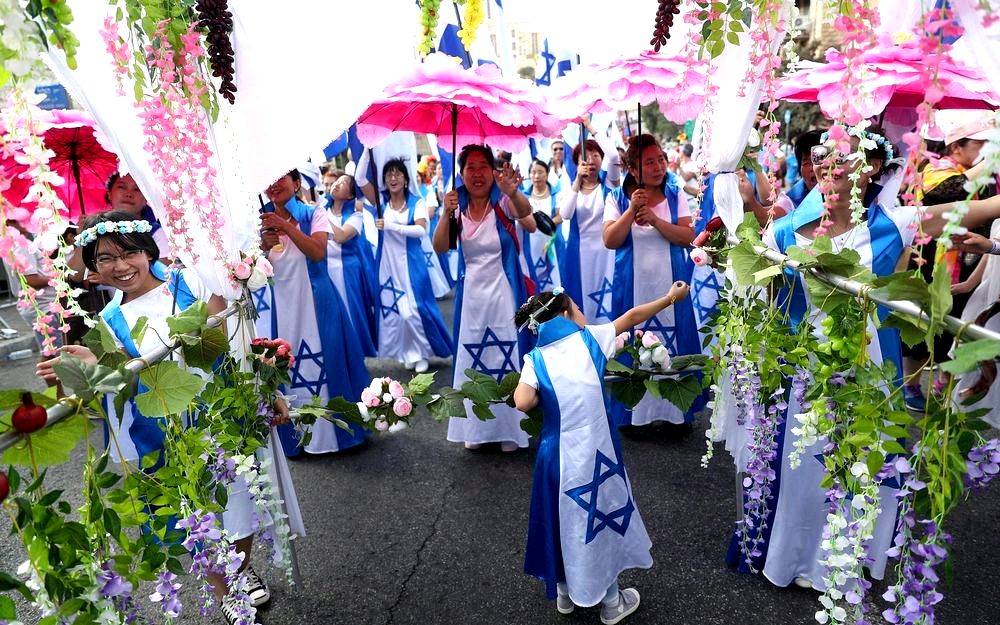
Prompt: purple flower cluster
<box><xmin>177</xmin><ymin>509</ymin><xmax>224</xmax><ymax>552</ymax></box>
<box><xmin>148</xmin><ymin>571</ymin><xmax>182</xmax><ymax>618</ymax></box>
<box><xmin>882</xmin><ymin>515</ymin><xmax>950</xmax><ymax>624</ymax></box>
<box><xmin>201</xmin><ymin>444</ymin><xmax>237</xmax><ymax>485</ymax></box>
<box><xmin>791</xmin><ymin>365</ymin><xmax>811</xmax><ymax>406</ymax></box>
<box><xmin>738</xmin><ymin>384</ymin><xmax>786</xmax><ymax>570</ymax></box>
<box><xmin>728</xmin><ymin>348</ymin><xmax>761</xmax><ymax>428</ymax></box>
<box><xmin>96</xmin><ymin>560</ymin><xmax>132</xmax><ymax>599</ymax></box>
<box><xmin>965</xmin><ymin>438</ymin><xmax>1000</xmax><ymax>492</ymax></box>
<box><xmin>820</xmin><ymin>481</ymin><xmax>876</xmax><ymax>625</ymax></box>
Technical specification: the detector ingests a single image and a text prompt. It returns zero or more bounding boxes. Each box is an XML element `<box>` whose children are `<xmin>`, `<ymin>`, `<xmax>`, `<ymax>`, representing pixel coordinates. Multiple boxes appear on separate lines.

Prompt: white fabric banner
<box><xmin>44</xmin><ymin>0</ymin><xmax>416</xmax><ymax>296</ymax></box>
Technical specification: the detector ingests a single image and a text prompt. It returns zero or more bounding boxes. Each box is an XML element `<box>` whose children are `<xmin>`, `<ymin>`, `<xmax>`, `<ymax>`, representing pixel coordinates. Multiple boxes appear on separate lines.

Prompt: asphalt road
<box><xmin>1</xmin><ymin>296</ymin><xmax>998</xmax><ymax>625</ymax></box>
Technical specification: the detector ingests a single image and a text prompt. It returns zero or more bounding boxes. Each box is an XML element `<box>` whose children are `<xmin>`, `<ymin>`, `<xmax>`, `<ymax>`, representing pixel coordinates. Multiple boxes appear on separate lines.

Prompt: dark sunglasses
<box><xmin>810</xmin><ymin>145</ymin><xmax>849</xmax><ymax>166</ymax></box>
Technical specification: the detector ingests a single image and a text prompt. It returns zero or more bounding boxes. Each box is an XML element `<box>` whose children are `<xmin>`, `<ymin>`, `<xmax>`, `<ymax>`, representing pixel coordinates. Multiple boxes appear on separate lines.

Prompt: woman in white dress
<box><xmin>367</xmin><ymin>158</ymin><xmax>452</xmax><ymax>372</ymax></box>
<box><xmin>257</xmin><ymin>170</ymin><xmax>370</xmax><ymax>458</ymax></box>
<box><xmin>558</xmin><ymin>139</ymin><xmax>619</xmax><ymax>324</ymax></box>
<box><xmin>521</xmin><ymin>159</ymin><xmax>563</xmax><ymax>292</ymax></box>
<box><xmin>603</xmin><ymin>134</ymin><xmax>704</xmax><ymax>427</ymax></box>
<box><xmin>433</xmin><ymin>145</ymin><xmax>536</xmax><ymax>452</ymax></box>
<box><xmin>38</xmin><ymin>211</ymin><xmax>300</xmax><ymax>621</ymax></box>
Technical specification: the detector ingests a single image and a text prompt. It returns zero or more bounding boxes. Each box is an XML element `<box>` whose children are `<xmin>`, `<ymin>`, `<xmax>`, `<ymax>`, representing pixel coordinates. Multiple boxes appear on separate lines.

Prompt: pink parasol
<box><xmin>776</xmin><ymin>35</ymin><xmax>999</xmax><ymax>119</ymax></box>
<box><xmin>2</xmin><ymin>108</ymin><xmax>119</xmax><ymax>224</ymax></box>
<box><xmin>548</xmin><ymin>50</ymin><xmax>710</xmax><ymax>125</ymax></box>
<box><xmin>356</xmin><ymin>53</ymin><xmax>563</xmax><ymax>154</ymax></box>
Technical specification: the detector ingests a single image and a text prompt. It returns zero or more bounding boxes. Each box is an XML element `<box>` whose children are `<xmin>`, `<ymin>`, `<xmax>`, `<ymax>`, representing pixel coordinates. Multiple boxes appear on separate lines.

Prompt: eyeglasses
<box><xmin>384</xmin><ymin>170</ymin><xmax>405</xmax><ymax>179</ymax></box>
<box><xmin>810</xmin><ymin>145</ymin><xmax>849</xmax><ymax>166</ymax></box>
<box><xmin>95</xmin><ymin>249</ymin><xmax>146</xmax><ymax>268</ymax></box>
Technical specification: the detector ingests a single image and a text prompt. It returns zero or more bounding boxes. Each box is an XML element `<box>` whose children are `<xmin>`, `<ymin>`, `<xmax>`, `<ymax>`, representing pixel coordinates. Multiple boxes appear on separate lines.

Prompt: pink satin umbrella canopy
<box><xmin>776</xmin><ymin>35</ymin><xmax>999</xmax><ymax>118</ymax></box>
<box><xmin>547</xmin><ymin>50</ymin><xmax>710</xmax><ymax>124</ymax></box>
<box><xmin>356</xmin><ymin>53</ymin><xmax>564</xmax><ymax>154</ymax></box>
<box><xmin>2</xmin><ymin>108</ymin><xmax>119</xmax><ymax>225</ymax></box>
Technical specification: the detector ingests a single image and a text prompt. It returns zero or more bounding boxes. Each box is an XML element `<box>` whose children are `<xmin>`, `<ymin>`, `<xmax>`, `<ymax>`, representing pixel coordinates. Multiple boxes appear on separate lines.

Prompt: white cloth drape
<box><xmin>952</xmin><ymin>0</ymin><xmax>1000</xmax><ymax>97</ymax></box>
<box><xmin>705</xmin><ymin>6</ymin><xmax>790</xmax><ymax>233</ymax></box>
<box><xmin>44</xmin><ymin>0</ymin><xmax>415</xmax><ymax>296</ymax></box>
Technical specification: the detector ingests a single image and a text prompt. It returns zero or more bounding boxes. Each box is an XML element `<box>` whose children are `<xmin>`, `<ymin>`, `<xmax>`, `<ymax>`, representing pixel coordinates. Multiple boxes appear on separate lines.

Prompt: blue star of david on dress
<box><xmin>640</xmin><ymin>314</ymin><xmax>678</xmax><ymax>352</ymax></box>
<box><xmin>290</xmin><ymin>340</ymin><xmax>326</xmax><ymax>396</ymax></box>
<box><xmin>424</xmin><ymin>250</ymin><xmax>436</xmax><ymax>269</ymax></box>
<box><xmin>565</xmin><ymin>450</ymin><xmax>636</xmax><ymax>544</ymax></box>
<box><xmin>534</xmin><ymin>256</ymin><xmax>554</xmax><ymax>291</ymax></box>
<box><xmin>692</xmin><ymin>269</ymin><xmax>724</xmax><ymax>322</ymax></box>
<box><xmin>463</xmin><ymin>327</ymin><xmax>517</xmax><ymax>382</ymax></box>
<box><xmin>587</xmin><ymin>277</ymin><xmax>614</xmax><ymax>320</ymax></box>
<box><xmin>379</xmin><ymin>277</ymin><xmax>405</xmax><ymax>319</ymax></box>
<box><xmin>252</xmin><ymin>287</ymin><xmax>270</xmax><ymax>314</ymax></box>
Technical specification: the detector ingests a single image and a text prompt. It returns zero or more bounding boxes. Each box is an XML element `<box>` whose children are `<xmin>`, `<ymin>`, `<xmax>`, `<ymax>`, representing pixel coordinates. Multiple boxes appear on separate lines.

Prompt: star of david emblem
<box><xmin>587</xmin><ymin>277</ymin><xmax>614</xmax><ymax>320</ymax></box>
<box><xmin>252</xmin><ymin>286</ymin><xmax>270</xmax><ymax>314</ymax></box>
<box><xmin>693</xmin><ymin>270</ymin><xmax>724</xmax><ymax>322</ymax></box>
<box><xmin>379</xmin><ymin>277</ymin><xmax>405</xmax><ymax>319</ymax></box>
<box><xmin>424</xmin><ymin>251</ymin><xmax>436</xmax><ymax>269</ymax></box>
<box><xmin>640</xmin><ymin>315</ymin><xmax>677</xmax><ymax>352</ymax></box>
<box><xmin>565</xmin><ymin>450</ymin><xmax>635</xmax><ymax>544</ymax></box>
<box><xmin>535</xmin><ymin>39</ymin><xmax>556</xmax><ymax>86</ymax></box>
<box><xmin>290</xmin><ymin>340</ymin><xmax>326</xmax><ymax>396</ymax></box>
<box><xmin>463</xmin><ymin>327</ymin><xmax>517</xmax><ymax>382</ymax></box>
<box><xmin>534</xmin><ymin>256</ymin><xmax>554</xmax><ymax>291</ymax></box>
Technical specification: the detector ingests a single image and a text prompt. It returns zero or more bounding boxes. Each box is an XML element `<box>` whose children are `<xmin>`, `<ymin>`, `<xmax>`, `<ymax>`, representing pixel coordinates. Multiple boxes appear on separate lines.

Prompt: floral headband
<box><xmin>820</xmin><ymin>126</ymin><xmax>895</xmax><ymax>161</ymax></box>
<box><xmin>75</xmin><ymin>219</ymin><xmax>153</xmax><ymax>247</ymax></box>
<box><xmin>519</xmin><ymin>287</ymin><xmax>566</xmax><ymax>334</ymax></box>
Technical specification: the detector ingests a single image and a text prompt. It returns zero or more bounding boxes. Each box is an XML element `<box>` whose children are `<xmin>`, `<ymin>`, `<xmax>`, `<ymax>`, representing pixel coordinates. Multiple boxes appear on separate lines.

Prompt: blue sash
<box><xmin>786</xmin><ymin>179</ymin><xmax>809</xmax><ymax>209</ymax></box>
<box><xmin>332</xmin><ymin>201</ymin><xmax>378</xmax><ymax>356</ymax></box>
<box><xmin>560</xmin><ymin>172</ymin><xmax>611</xmax><ymax>311</ymax></box>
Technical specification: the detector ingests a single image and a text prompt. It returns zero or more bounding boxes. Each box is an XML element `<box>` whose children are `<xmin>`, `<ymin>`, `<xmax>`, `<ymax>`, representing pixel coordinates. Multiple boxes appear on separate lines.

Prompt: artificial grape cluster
<box><xmin>196</xmin><ymin>0</ymin><xmax>237</xmax><ymax>103</ymax></box>
<box><xmin>814</xmin><ymin>310</ymin><xmax>869</xmax><ymax>379</ymax></box>
<box><xmin>419</xmin><ymin>0</ymin><xmax>442</xmax><ymax>56</ymax></box>
<box><xmin>650</xmin><ymin>0</ymin><xmax>681</xmax><ymax>51</ymax></box>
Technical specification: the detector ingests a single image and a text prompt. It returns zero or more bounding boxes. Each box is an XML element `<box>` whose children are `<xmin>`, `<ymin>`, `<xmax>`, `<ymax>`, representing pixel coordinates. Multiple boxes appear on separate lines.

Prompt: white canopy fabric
<box><xmin>44</xmin><ymin>0</ymin><xmax>416</xmax><ymax>296</ymax></box>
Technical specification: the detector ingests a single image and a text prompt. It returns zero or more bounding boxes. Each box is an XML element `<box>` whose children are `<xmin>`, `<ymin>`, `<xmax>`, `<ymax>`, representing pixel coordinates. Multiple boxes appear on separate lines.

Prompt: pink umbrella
<box><xmin>356</xmin><ymin>53</ymin><xmax>562</xmax><ymax>155</ymax></box>
<box><xmin>776</xmin><ymin>35</ymin><xmax>998</xmax><ymax>119</ymax></box>
<box><xmin>548</xmin><ymin>50</ymin><xmax>710</xmax><ymax>126</ymax></box>
<box><xmin>2</xmin><ymin>108</ymin><xmax>119</xmax><ymax>224</ymax></box>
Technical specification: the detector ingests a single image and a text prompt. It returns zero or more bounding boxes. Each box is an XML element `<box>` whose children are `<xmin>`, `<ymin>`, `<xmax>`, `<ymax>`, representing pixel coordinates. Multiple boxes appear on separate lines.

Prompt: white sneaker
<box><xmin>241</xmin><ymin>565</ymin><xmax>270</xmax><ymax>607</ymax></box>
<box><xmin>600</xmin><ymin>588</ymin><xmax>640</xmax><ymax>625</ymax></box>
<box><xmin>414</xmin><ymin>359</ymin><xmax>429</xmax><ymax>373</ymax></box>
<box><xmin>220</xmin><ymin>594</ymin><xmax>257</xmax><ymax>625</ymax></box>
<box><xmin>387</xmin><ymin>421</ymin><xmax>409</xmax><ymax>433</ymax></box>
<box><xmin>793</xmin><ymin>576</ymin><xmax>813</xmax><ymax>589</ymax></box>
<box><xmin>556</xmin><ymin>593</ymin><xmax>575</xmax><ymax>614</ymax></box>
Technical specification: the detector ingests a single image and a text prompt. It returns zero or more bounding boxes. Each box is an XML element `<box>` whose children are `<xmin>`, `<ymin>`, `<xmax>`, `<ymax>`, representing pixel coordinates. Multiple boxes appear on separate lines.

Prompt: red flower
<box><xmin>705</xmin><ymin>216</ymin><xmax>724</xmax><ymax>233</ymax></box>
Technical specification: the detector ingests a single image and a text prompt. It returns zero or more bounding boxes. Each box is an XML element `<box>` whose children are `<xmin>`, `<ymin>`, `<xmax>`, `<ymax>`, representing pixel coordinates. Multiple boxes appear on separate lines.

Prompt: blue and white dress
<box><xmin>101</xmin><ymin>263</ymin><xmax>303</xmax><ymax>539</ymax></box>
<box><xmin>326</xmin><ymin>202</ymin><xmax>377</xmax><ymax>357</ymax></box>
<box><xmin>376</xmin><ymin>195</ymin><xmax>452</xmax><ymax>364</ymax></box>
<box><xmin>604</xmin><ymin>178</ymin><xmax>705</xmax><ymax>426</ymax></box>
<box><xmin>521</xmin><ymin>189</ymin><xmax>564</xmax><ymax>292</ymax></box>
<box><xmin>255</xmin><ymin>198</ymin><xmax>369</xmax><ymax>457</ymax></box>
<box><xmin>446</xmin><ymin>188</ymin><xmax>532</xmax><ymax>448</ymax></box>
<box><xmin>729</xmin><ymin>193</ymin><xmax>915</xmax><ymax>587</ymax></box>
<box><xmin>420</xmin><ymin>181</ymin><xmax>456</xmax><ymax>290</ymax></box>
<box><xmin>558</xmin><ymin>179</ymin><xmax>615</xmax><ymax>324</ymax></box>
<box><xmin>520</xmin><ymin>316</ymin><xmax>652</xmax><ymax>606</ymax></box>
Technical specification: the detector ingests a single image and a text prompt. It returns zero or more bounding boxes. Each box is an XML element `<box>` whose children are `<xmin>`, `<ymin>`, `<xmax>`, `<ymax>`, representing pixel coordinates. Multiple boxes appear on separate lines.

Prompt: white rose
<box><xmin>246</xmin><ymin>266</ymin><xmax>268</xmax><ymax>290</ymax></box>
<box><xmin>638</xmin><ymin>349</ymin><xmax>653</xmax><ymax>367</ymax></box>
<box><xmin>651</xmin><ymin>345</ymin><xmax>670</xmax><ymax>368</ymax></box>
<box><xmin>356</xmin><ymin>402</ymin><xmax>371</xmax><ymax>422</ymax></box>
<box><xmin>746</xmin><ymin>127</ymin><xmax>761</xmax><ymax>148</ymax></box>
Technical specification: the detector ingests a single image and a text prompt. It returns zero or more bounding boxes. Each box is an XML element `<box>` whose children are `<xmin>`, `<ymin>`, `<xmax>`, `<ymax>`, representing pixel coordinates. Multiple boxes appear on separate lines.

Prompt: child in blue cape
<box><xmin>513</xmin><ymin>280</ymin><xmax>689</xmax><ymax>624</ymax></box>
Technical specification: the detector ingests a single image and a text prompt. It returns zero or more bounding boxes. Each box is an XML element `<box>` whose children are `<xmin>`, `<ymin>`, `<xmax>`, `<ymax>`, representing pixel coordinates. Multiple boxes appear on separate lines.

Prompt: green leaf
<box><xmin>871</xmin><ymin>273</ymin><xmax>931</xmax><ymax>309</ymax></box>
<box><xmin>735</xmin><ymin>212</ymin><xmax>763</xmax><ymax>243</ymax></box>
<box><xmin>752</xmin><ymin>264</ymin><xmax>783</xmax><ymax>282</ymax></box>
<box><xmin>645</xmin><ymin>375</ymin><xmax>703</xmax><ymax>413</ymax></box>
<box><xmin>729</xmin><ymin>241</ymin><xmax>773</xmax><ymax>287</ymax></box>
<box><xmin>425</xmin><ymin>389</ymin><xmax>467</xmax><ymax>420</ymax></box>
<box><xmin>726</xmin><ymin>31</ymin><xmax>740</xmax><ymax>45</ymax></box>
<box><xmin>461</xmin><ymin>369</ymin><xmax>503</xmax><ymax>403</ymax></box>
<box><xmin>130</xmin><ymin>316</ymin><xmax>149</xmax><ymax>345</ymax></box>
<box><xmin>610</xmin><ymin>379</ymin><xmax>648</xmax><ymax>409</ymax></box>
<box><xmin>179</xmin><ymin>326</ymin><xmax>230</xmax><ymax>372</ymax></box>
<box><xmin>406</xmin><ymin>372</ymin><xmax>436</xmax><ymax>397</ymax></box>
<box><xmin>2</xmin><ymin>413</ymin><xmax>88</xmax><ymax>467</ymax></box>
<box><xmin>165</xmin><ymin>301</ymin><xmax>208</xmax><ymax>336</ymax></box>
<box><xmin>0</xmin><ymin>390</ymin><xmax>55</xmax><ymax>412</ymax></box>
<box><xmin>883</xmin><ymin>312</ymin><xmax>929</xmax><ymax>348</ymax></box>
<box><xmin>326</xmin><ymin>396</ymin><xmax>362</xmax><ymax>421</ymax></box>
<box><xmin>471</xmin><ymin>402</ymin><xmax>495</xmax><ymax>421</ymax></box>
<box><xmin>519</xmin><ymin>408</ymin><xmax>544</xmax><ymax>437</ymax></box>
<box><xmin>928</xmin><ymin>260</ymin><xmax>953</xmax><ymax>341</ymax></box>
<box><xmin>0</xmin><ymin>595</ymin><xmax>15</xmax><ymax>620</ymax></box>
<box><xmin>605</xmin><ymin>359</ymin><xmax>633</xmax><ymax>374</ymax></box>
<box><xmin>53</xmin><ymin>357</ymin><xmax>126</xmax><ymax>403</ymax></box>
<box><xmin>134</xmin><ymin>361</ymin><xmax>205</xmax><ymax>417</ymax></box>
<box><xmin>668</xmin><ymin>354</ymin><xmax>709</xmax><ymax>371</ymax></box>
<box><xmin>498</xmin><ymin>371</ymin><xmax>521</xmax><ymax>398</ymax></box>
<box><xmin>940</xmin><ymin>339</ymin><xmax>1000</xmax><ymax>375</ymax></box>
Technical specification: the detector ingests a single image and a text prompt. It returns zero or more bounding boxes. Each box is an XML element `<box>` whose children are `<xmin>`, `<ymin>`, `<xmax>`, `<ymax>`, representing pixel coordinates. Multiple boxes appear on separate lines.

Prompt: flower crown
<box><xmin>518</xmin><ymin>287</ymin><xmax>565</xmax><ymax>334</ymax></box>
<box><xmin>820</xmin><ymin>125</ymin><xmax>895</xmax><ymax>161</ymax></box>
<box><xmin>75</xmin><ymin>219</ymin><xmax>153</xmax><ymax>247</ymax></box>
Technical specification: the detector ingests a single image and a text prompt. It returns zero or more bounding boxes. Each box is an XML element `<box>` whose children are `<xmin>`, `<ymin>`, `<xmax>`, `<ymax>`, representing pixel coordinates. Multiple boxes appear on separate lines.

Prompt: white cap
<box><xmin>935</xmin><ymin>109</ymin><xmax>996</xmax><ymax>146</ymax></box>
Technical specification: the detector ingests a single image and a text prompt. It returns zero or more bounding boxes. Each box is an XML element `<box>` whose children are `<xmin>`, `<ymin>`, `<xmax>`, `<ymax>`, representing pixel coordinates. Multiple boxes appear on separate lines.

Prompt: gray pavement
<box><xmin>1</xmin><ymin>297</ymin><xmax>998</xmax><ymax>625</ymax></box>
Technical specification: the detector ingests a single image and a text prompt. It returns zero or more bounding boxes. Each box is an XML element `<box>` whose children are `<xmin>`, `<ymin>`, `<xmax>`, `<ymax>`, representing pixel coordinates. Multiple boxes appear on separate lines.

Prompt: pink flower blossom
<box><xmin>691</xmin><ymin>248</ymin><xmax>713</xmax><ymax>266</ymax></box>
<box><xmin>375</xmin><ymin>419</ymin><xmax>389</xmax><ymax>432</ymax></box>
<box><xmin>641</xmin><ymin>332</ymin><xmax>661</xmax><ymax>348</ymax></box>
<box><xmin>614</xmin><ymin>332</ymin><xmax>629</xmax><ymax>352</ymax></box>
<box><xmin>233</xmin><ymin>261</ymin><xmax>252</xmax><ymax>280</ymax></box>
<box><xmin>393</xmin><ymin>397</ymin><xmax>413</xmax><ymax>417</ymax></box>
<box><xmin>361</xmin><ymin>388</ymin><xmax>381</xmax><ymax>408</ymax></box>
<box><xmin>388</xmin><ymin>380</ymin><xmax>405</xmax><ymax>399</ymax></box>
